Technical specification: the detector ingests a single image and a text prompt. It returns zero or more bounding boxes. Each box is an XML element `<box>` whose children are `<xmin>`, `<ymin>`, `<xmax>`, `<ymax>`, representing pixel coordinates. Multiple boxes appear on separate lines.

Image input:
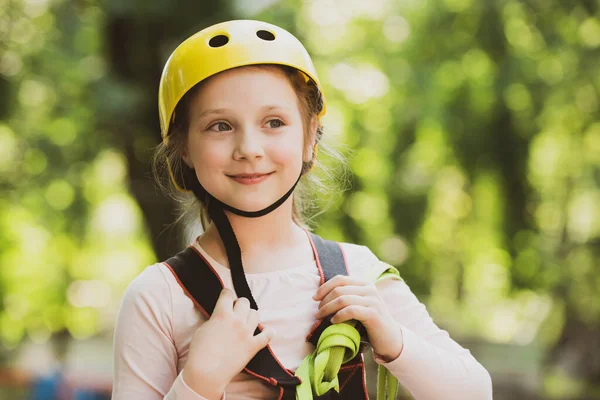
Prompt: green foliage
<box><xmin>0</xmin><ymin>0</ymin><xmax>155</xmax><ymax>347</ymax></box>
<box><xmin>2</xmin><ymin>0</ymin><xmax>600</xmax><ymax>395</ymax></box>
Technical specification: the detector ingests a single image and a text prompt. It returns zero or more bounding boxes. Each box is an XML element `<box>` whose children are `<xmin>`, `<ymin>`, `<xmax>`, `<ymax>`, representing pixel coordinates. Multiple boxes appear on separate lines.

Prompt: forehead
<box><xmin>190</xmin><ymin>65</ymin><xmax>299</xmax><ymax>110</ymax></box>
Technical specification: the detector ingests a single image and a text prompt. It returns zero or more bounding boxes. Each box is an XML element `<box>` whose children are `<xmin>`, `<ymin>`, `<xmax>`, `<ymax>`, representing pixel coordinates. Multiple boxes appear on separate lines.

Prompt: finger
<box><xmin>213</xmin><ymin>288</ymin><xmax>236</xmax><ymax>315</ymax></box>
<box><xmin>315</xmin><ymin>295</ymin><xmax>373</xmax><ymax>319</ymax></box>
<box><xmin>330</xmin><ymin>305</ymin><xmax>374</xmax><ymax>324</ymax></box>
<box><xmin>252</xmin><ymin>327</ymin><xmax>274</xmax><ymax>352</ymax></box>
<box><xmin>247</xmin><ymin>308</ymin><xmax>260</xmax><ymax>328</ymax></box>
<box><xmin>313</xmin><ymin>275</ymin><xmax>367</xmax><ymax>301</ymax></box>
<box><xmin>319</xmin><ymin>285</ymin><xmax>373</xmax><ymax>309</ymax></box>
<box><xmin>233</xmin><ymin>296</ymin><xmax>251</xmax><ymax>316</ymax></box>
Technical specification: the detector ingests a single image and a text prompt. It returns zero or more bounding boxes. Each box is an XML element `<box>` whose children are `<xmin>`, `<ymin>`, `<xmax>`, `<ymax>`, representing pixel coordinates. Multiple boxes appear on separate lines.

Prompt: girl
<box><xmin>112</xmin><ymin>20</ymin><xmax>493</xmax><ymax>400</ymax></box>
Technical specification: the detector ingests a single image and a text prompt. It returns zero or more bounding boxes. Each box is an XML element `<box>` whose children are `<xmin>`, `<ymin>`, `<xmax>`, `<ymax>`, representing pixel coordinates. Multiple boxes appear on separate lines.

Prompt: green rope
<box><xmin>295</xmin><ymin>267</ymin><xmax>402</xmax><ymax>400</ymax></box>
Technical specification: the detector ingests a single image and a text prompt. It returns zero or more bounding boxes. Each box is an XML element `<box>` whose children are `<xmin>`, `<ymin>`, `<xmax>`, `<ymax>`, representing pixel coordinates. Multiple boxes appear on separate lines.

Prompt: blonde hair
<box><xmin>152</xmin><ymin>65</ymin><xmax>347</xmax><ymax>232</ymax></box>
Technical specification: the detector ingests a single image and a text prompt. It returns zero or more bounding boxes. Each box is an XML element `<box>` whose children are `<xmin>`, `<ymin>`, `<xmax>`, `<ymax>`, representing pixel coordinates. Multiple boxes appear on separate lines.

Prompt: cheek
<box><xmin>189</xmin><ymin>137</ymin><xmax>229</xmax><ymax>173</ymax></box>
<box><xmin>269</xmin><ymin>132</ymin><xmax>305</xmax><ymax>167</ymax></box>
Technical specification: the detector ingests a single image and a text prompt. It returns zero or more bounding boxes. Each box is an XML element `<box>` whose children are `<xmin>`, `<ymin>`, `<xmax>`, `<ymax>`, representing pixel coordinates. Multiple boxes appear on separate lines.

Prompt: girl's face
<box><xmin>182</xmin><ymin>66</ymin><xmax>314</xmax><ymax>212</ymax></box>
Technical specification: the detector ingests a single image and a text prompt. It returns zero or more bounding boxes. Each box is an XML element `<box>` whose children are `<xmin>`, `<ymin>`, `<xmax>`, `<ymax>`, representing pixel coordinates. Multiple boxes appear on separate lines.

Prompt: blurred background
<box><xmin>1</xmin><ymin>0</ymin><xmax>600</xmax><ymax>398</ymax></box>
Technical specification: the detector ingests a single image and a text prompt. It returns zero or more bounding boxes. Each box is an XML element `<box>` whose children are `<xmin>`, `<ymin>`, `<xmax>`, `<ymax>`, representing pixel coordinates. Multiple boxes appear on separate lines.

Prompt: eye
<box><xmin>267</xmin><ymin>119</ymin><xmax>285</xmax><ymax>129</ymax></box>
<box><xmin>209</xmin><ymin>121</ymin><xmax>232</xmax><ymax>132</ymax></box>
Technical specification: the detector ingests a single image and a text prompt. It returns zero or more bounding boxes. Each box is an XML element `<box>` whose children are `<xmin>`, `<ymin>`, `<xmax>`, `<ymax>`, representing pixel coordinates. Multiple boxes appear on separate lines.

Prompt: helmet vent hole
<box><xmin>209</xmin><ymin>35</ymin><xmax>229</xmax><ymax>47</ymax></box>
<box><xmin>256</xmin><ymin>30</ymin><xmax>275</xmax><ymax>41</ymax></box>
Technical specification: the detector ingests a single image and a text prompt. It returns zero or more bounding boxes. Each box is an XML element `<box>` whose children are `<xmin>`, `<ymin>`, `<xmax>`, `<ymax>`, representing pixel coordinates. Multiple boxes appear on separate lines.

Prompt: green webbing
<box><xmin>295</xmin><ymin>267</ymin><xmax>402</xmax><ymax>400</ymax></box>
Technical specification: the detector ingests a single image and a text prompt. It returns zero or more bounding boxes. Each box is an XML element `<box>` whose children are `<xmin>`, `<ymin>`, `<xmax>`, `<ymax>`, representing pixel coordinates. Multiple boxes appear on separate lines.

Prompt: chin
<box><xmin>229</xmin><ymin>199</ymin><xmax>276</xmax><ymax>212</ymax></box>
<box><xmin>225</xmin><ymin>187</ymin><xmax>288</xmax><ymax>212</ymax></box>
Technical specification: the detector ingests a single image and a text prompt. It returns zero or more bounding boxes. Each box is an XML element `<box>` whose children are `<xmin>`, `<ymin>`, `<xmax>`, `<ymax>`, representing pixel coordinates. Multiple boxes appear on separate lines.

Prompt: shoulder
<box><xmin>123</xmin><ymin>263</ymin><xmax>172</xmax><ymax>297</ymax></box>
<box><xmin>339</xmin><ymin>242</ymin><xmax>378</xmax><ymax>264</ymax></box>
<box><xmin>119</xmin><ymin>263</ymin><xmax>174</xmax><ymax>317</ymax></box>
<box><xmin>112</xmin><ymin>263</ymin><xmax>179</xmax><ymax>345</ymax></box>
<box><xmin>339</xmin><ymin>242</ymin><xmax>393</xmax><ymax>282</ymax></box>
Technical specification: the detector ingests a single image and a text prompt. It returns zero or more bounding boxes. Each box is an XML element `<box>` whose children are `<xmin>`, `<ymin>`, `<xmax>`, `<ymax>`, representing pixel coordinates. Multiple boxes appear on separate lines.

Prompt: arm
<box><xmin>112</xmin><ymin>264</ymin><xmax>225</xmax><ymax>400</ymax></box>
<box><xmin>373</xmin><ymin>271</ymin><xmax>493</xmax><ymax>400</ymax></box>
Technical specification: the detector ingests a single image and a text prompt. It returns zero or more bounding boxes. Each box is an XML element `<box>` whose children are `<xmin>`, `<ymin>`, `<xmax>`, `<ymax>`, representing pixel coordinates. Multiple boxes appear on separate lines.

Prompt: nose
<box><xmin>233</xmin><ymin>126</ymin><xmax>265</xmax><ymax>161</ymax></box>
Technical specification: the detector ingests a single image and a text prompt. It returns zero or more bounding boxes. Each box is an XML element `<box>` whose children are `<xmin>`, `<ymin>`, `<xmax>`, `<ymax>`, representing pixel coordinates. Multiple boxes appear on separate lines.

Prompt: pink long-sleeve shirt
<box><xmin>112</xmin><ymin>240</ymin><xmax>493</xmax><ymax>399</ymax></box>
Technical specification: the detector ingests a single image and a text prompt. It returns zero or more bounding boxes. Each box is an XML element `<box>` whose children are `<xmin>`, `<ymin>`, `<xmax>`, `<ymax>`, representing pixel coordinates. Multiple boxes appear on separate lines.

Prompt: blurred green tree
<box><xmin>2</xmin><ymin>0</ymin><xmax>600</xmax><ymax>398</ymax></box>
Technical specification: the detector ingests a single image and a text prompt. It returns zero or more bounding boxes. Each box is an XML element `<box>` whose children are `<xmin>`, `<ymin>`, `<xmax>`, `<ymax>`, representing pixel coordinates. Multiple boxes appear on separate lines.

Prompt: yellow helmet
<box><xmin>158</xmin><ymin>19</ymin><xmax>326</xmax><ymax>141</ymax></box>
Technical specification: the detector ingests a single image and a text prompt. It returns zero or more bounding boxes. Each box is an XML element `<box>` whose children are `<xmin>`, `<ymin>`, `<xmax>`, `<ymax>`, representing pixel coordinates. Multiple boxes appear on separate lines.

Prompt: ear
<box><xmin>303</xmin><ymin>117</ymin><xmax>319</xmax><ymax>162</ymax></box>
<box><xmin>181</xmin><ymin>148</ymin><xmax>193</xmax><ymax>169</ymax></box>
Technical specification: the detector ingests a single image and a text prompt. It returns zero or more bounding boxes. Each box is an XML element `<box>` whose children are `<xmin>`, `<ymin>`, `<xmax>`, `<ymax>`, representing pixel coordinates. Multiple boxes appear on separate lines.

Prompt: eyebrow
<box><xmin>196</xmin><ymin>105</ymin><xmax>287</xmax><ymax>120</ymax></box>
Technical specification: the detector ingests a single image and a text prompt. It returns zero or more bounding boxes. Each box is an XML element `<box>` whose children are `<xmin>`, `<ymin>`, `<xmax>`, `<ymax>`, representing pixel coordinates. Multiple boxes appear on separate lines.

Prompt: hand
<box><xmin>313</xmin><ymin>275</ymin><xmax>404</xmax><ymax>362</ymax></box>
<box><xmin>183</xmin><ymin>288</ymin><xmax>273</xmax><ymax>398</ymax></box>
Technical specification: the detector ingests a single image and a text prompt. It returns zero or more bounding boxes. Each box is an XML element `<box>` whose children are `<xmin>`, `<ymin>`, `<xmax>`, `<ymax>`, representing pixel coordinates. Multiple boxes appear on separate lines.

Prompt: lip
<box><xmin>227</xmin><ymin>172</ymin><xmax>274</xmax><ymax>185</ymax></box>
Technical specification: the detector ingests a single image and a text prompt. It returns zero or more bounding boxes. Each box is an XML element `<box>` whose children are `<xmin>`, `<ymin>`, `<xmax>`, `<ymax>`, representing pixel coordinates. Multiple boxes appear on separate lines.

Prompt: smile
<box><xmin>227</xmin><ymin>172</ymin><xmax>274</xmax><ymax>185</ymax></box>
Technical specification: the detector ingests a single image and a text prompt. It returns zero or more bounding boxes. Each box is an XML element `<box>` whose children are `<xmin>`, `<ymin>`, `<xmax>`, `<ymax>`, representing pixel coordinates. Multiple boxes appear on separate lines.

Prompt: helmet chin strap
<box><xmin>210</xmin><ymin>173</ymin><xmax>302</xmax><ymax>218</ymax></box>
<box><xmin>190</xmin><ymin>173</ymin><xmax>303</xmax><ymax>310</ymax></box>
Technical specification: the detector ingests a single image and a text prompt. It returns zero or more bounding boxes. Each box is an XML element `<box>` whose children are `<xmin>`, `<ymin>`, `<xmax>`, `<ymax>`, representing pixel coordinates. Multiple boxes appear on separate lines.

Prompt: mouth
<box><xmin>227</xmin><ymin>172</ymin><xmax>274</xmax><ymax>178</ymax></box>
<box><xmin>227</xmin><ymin>171</ymin><xmax>274</xmax><ymax>184</ymax></box>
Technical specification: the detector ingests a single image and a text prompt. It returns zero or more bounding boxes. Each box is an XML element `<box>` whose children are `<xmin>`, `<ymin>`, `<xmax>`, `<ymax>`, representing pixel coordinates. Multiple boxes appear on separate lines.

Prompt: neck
<box><xmin>199</xmin><ymin>197</ymin><xmax>307</xmax><ymax>267</ymax></box>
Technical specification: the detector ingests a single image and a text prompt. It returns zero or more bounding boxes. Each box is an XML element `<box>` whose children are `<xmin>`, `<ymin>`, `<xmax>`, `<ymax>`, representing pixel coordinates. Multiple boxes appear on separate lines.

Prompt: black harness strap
<box><xmin>302</xmin><ymin>234</ymin><xmax>369</xmax><ymax>400</ymax></box>
<box><xmin>309</xmin><ymin>233</ymin><xmax>348</xmax><ymax>279</ymax></box>
<box><xmin>306</xmin><ymin>234</ymin><xmax>370</xmax><ymax>352</ymax></box>
<box><xmin>305</xmin><ymin>233</ymin><xmax>347</xmax><ymax>348</ymax></box>
<box><xmin>164</xmin><ymin>247</ymin><xmax>222</xmax><ymax>319</ymax></box>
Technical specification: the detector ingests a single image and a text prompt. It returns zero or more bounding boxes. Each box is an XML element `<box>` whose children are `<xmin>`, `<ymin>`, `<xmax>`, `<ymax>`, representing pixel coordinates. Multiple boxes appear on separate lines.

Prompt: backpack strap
<box><xmin>305</xmin><ymin>233</ymin><xmax>369</xmax><ymax>352</ymax></box>
<box><xmin>299</xmin><ymin>234</ymin><xmax>369</xmax><ymax>400</ymax></box>
<box><xmin>164</xmin><ymin>246</ymin><xmax>301</xmax><ymax>397</ymax></box>
<box><xmin>164</xmin><ymin>247</ymin><xmax>222</xmax><ymax>319</ymax></box>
